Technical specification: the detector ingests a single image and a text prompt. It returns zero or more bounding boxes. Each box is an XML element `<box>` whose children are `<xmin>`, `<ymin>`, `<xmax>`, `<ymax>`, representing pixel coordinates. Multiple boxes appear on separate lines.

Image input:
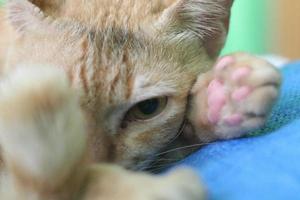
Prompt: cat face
<box><xmin>5</xmin><ymin>0</ymin><xmax>231</xmax><ymax>169</ymax></box>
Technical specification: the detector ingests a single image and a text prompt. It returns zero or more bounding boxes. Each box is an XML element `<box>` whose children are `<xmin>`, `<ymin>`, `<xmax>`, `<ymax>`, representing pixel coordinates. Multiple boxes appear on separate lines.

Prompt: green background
<box><xmin>222</xmin><ymin>0</ymin><xmax>270</xmax><ymax>55</ymax></box>
<box><xmin>0</xmin><ymin>0</ymin><xmax>269</xmax><ymax>55</ymax></box>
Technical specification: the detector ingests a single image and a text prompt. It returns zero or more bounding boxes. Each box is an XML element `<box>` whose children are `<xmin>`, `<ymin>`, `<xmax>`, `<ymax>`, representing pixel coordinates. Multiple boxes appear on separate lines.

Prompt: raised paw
<box><xmin>189</xmin><ymin>53</ymin><xmax>281</xmax><ymax>141</ymax></box>
<box><xmin>0</xmin><ymin>66</ymin><xmax>86</xmax><ymax>199</ymax></box>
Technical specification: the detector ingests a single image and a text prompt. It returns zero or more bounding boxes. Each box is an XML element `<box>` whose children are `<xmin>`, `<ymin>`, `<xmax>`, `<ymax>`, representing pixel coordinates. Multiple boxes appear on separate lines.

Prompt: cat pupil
<box><xmin>138</xmin><ymin>99</ymin><xmax>159</xmax><ymax>115</ymax></box>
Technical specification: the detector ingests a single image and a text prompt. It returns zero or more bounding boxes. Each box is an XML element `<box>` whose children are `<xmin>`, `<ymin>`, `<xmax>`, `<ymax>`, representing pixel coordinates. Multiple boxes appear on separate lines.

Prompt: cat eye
<box><xmin>126</xmin><ymin>97</ymin><xmax>168</xmax><ymax>121</ymax></box>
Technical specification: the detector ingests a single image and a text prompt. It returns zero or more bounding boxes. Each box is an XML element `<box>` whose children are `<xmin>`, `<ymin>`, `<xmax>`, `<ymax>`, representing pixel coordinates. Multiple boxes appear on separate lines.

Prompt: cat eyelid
<box><xmin>130</xmin><ymin>75</ymin><xmax>177</xmax><ymax>103</ymax></box>
<box><xmin>131</xmin><ymin>84</ymin><xmax>176</xmax><ymax>104</ymax></box>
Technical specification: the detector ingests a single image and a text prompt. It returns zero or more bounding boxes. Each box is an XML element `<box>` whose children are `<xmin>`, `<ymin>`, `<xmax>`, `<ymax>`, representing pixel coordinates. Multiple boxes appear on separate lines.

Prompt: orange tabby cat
<box><xmin>0</xmin><ymin>0</ymin><xmax>280</xmax><ymax>199</ymax></box>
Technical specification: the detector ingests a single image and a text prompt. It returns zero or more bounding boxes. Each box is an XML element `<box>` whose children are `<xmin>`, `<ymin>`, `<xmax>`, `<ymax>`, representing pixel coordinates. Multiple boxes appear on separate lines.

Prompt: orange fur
<box><xmin>0</xmin><ymin>0</ymin><xmax>223</xmax><ymax>198</ymax></box>
<box><xmin>0</xmin><ymin>0</ymin><xmax>280</xmax><ymax>199</ymax></box>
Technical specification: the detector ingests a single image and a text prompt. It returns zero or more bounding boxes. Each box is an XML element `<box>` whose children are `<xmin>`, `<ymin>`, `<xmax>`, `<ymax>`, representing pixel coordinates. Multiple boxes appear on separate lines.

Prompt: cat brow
<box><xmin>132</xmin><ymin>80</ymin><xmax>176</xmax><ymax>103</ymax></box>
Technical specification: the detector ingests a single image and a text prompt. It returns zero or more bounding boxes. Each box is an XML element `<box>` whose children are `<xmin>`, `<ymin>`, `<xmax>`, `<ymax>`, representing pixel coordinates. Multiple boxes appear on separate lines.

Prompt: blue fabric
<box><xmin>176</xmin><ymin>62</ymin><xmax>300</xmax><ymax>200</ymax></box>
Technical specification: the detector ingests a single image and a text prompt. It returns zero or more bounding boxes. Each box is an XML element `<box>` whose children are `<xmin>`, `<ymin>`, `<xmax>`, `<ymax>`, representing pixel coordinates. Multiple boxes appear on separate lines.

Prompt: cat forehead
<box><xmin>12</xmin><ymin>19</ymin><xmax>195</xmax><ymax>107</ymax></box>
<box><xmin>75</xmin><ymin>36</ymin><xmax>190</xmax><ymax>106</ymax></box>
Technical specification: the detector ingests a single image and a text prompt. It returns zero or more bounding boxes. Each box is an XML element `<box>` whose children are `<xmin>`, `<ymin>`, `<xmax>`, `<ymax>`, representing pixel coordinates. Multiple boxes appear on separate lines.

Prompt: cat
<box><xmin>0</xmin><ymin>0</ymin><xmax>281</xmax><ymax>199</ymax></box>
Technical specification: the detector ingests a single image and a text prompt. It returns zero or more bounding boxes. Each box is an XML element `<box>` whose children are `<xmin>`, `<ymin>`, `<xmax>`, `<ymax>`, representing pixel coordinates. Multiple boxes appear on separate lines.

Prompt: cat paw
<box><xmin>84</xmin><ymin>166</ymin><xmax>206</xmax><ymax>200</ymax></box>
<box><xmin>0</xmin><ymin>66</ymin><xmax>86</xmax><ymax>189</ymax></box>
<box><xmin>156</xmin><ymin>168</ymin><xmax>206</xmax><ymax>200</ymax></box>
<box><xmin>190</xmin><ymin>53</ymin><xmax>281</xmax><ymax>140</ymax></box>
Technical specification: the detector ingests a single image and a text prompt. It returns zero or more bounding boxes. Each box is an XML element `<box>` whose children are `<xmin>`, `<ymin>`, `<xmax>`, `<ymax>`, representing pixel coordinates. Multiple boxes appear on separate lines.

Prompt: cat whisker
<box><xmin>147</xmin><ymin>165</ymin><xmax>173</xmax><ymax>174</ymax></box>
<box><xmin>151</xmin><ymin>158</ymin><xmax>180</xmax><ymax>162</ymax></box>
<box><xmin>154</xmin><ymin>142</ymin><xmax>213</xmax><ymax>157</ymax></box>
<box><xmin>144</xmin><ymin>142</ymin><xmax>214</xmax><ymax>173</ymax></box>
<box><xmin>164</xmin><ymin>119</ymin><xmax>187</xmax><ymax>146</ymax></box>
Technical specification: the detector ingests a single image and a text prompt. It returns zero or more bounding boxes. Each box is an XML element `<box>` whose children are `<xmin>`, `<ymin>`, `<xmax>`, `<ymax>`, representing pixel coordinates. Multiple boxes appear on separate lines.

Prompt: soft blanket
<box><xmin>176</xmin><ymin>62</ymin><xmax>300</xmax><ymax>200</ymax></box>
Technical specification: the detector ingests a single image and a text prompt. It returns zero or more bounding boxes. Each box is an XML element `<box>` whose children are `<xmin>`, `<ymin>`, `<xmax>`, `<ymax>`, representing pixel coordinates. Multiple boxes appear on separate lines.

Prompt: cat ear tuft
<box><xmin>158</xmin><ymin>0</ymin><xmax>233</xmax><ymax>58</ymax></box>
<box><xmin>6</xmin><ymin>0</ymin><xmax>52</xmax><ymax>34</ymax></box>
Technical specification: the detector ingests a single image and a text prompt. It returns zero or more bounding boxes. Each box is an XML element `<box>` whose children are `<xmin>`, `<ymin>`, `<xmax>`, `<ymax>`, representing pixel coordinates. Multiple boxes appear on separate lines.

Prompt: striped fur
<box><xmin>0</xmin><ymin>0</ymin><xmax>232</xmax><ymax>199</ymax></box>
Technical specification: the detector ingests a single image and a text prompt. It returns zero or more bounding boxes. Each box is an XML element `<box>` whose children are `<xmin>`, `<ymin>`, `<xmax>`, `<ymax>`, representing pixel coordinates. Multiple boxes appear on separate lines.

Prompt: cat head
<box><xmin>5</xmin><ymin>0</ymin><xmax>232</xmax><ymax>169</ymax></box>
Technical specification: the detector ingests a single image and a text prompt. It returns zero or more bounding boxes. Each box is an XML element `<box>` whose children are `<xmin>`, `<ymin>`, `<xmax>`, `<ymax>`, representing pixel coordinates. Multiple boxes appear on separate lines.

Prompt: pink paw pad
<box><xmin>231</xmin><ymin>67</ymin><xmax>252</xmax><ymax>82</ymax></box>
<box><xmin>207</xmin><ymin>79</ymin><xmax>223</xmax><ymax>92</ymax></box>
<box><xmin>232</xmin><ymin>86</ymin><xmax>252</xmax><ymax>102</ymax></box>
<box><xmin>207</xmin><ymin>79</ymin><xmax>226</xmax><ymax>124</ymax></box>
<box><xmin>215</xmin><ymin>56</ymin><xmax>235</xmax><ymax>71</ymax></box>
<box><xmin>224</xmin><ymin>114</ymin><xmax>243</xmax><ymax>126</ymax></box>
<box><xmin>207</xmin><ymin>105</ymin><xmax>222</xmax><ymax>125</ymax></box>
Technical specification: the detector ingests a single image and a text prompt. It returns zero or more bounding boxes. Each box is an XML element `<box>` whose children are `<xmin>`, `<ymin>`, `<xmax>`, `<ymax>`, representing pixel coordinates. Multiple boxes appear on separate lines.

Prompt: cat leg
<box><xmin>0</xmin><ymin>66</ymin><xmax>87</xmax><ymax>199</ymax></box>
<box><xmin>188</xmin><ymin>52</ymin><xmax>281</xmax><ymax>142</ymax></box>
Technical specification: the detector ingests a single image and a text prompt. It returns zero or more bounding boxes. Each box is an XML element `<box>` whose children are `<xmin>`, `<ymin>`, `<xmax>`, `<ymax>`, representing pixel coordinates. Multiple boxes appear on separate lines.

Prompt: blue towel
<box><xmin>175</xmin><ymin>62</ymin><xmax>300</xmax><ymax>200</ymax></box>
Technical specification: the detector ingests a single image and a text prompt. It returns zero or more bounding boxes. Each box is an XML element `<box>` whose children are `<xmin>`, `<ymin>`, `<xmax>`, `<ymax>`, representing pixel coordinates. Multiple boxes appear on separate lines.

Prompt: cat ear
<box><xmin>157</xmin><ymin>0</ymin><xmax>233</xmax><ymax>58</ymax></box>
<box><xmin>28</xmin><ymin>0</ymin><xmax>62</xmax><ymax>12</ymax></box>
<box><xmin>6</xmin><ymin>0</ymin><xmax>53</xmax><ymax>34</ymax></box>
